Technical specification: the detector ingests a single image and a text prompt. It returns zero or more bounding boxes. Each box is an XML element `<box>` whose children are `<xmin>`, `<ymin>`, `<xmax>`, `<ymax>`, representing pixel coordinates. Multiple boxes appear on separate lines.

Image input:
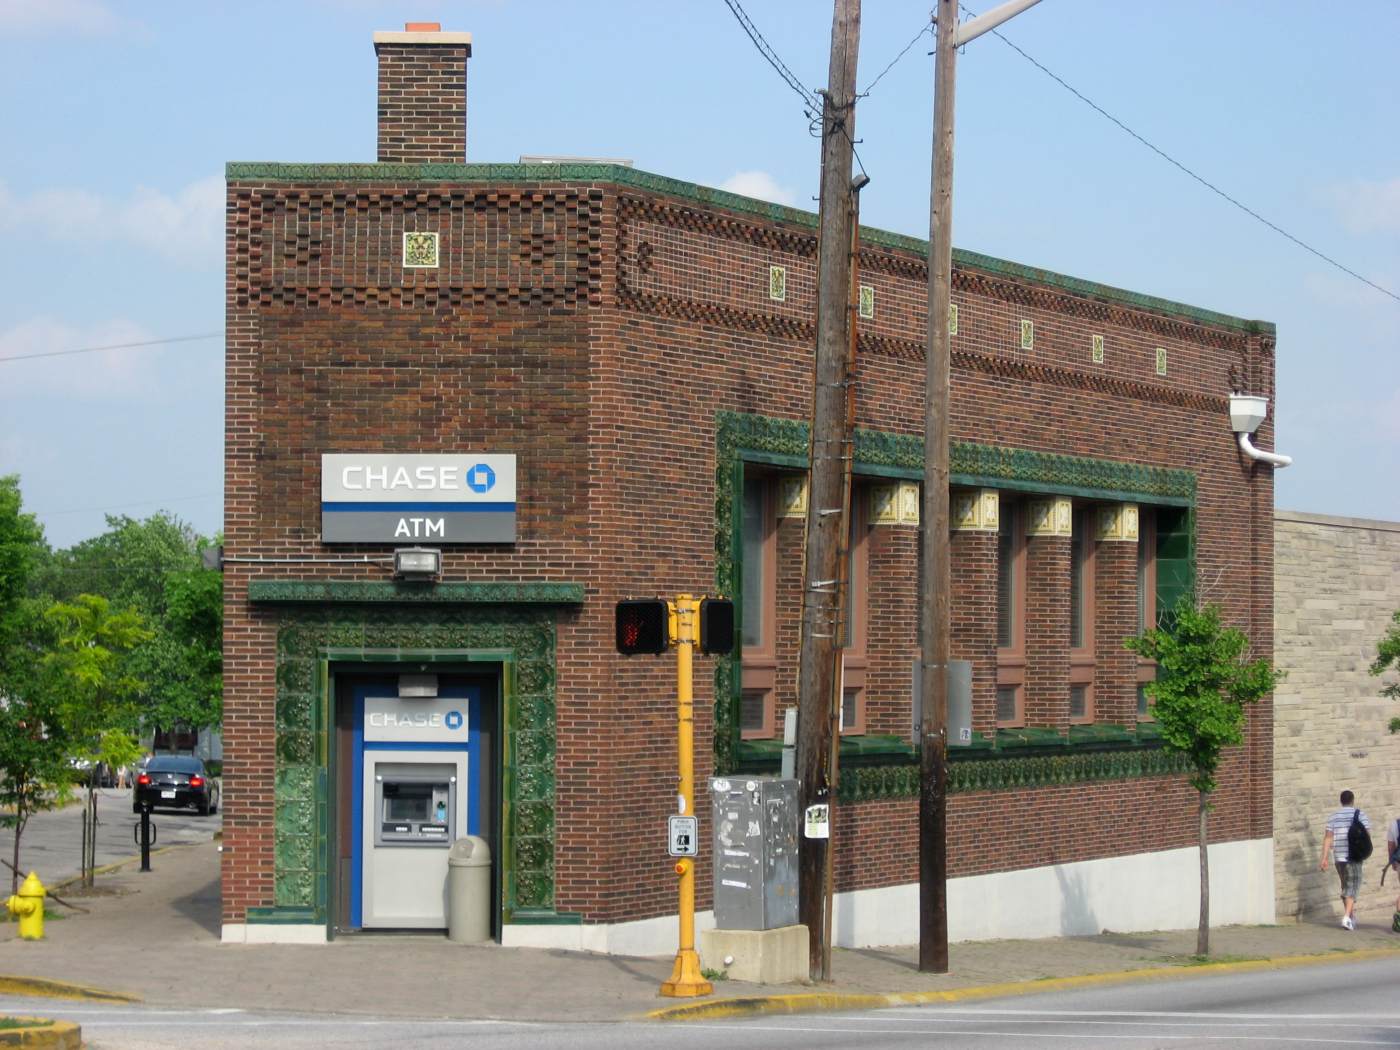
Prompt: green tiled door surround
<box><xmin>713</xmin><ymin>411</ymin><xmax>1197</xmax><ymax>794</ymax></box>
<box><xmin>252</xmin><ymin>597</ymin><xmax>577</xmax><ymax>931</ymax></box>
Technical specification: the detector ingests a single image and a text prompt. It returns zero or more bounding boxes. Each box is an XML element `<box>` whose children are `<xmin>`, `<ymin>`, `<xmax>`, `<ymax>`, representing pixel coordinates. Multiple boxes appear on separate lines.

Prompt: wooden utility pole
<box><xmin>919</xmin><ymin>0</ymin><xmax>1045</xmax><ymax>977</ymax></box>
<box><xmin>918</xmin><ymin>0</ymin><xmax>956</xmax><ymax>976</ymax></box>
<box><xmin>797</xmin><ymin>0</ymin><xmax>861</xmax><ymax>981</ymax></box>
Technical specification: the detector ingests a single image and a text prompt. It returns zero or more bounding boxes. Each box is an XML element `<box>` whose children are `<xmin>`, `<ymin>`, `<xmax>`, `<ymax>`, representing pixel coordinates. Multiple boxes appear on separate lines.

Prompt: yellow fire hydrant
<box><xmin>6</xmin><ymin>872</ymin><xmax>46</xmax><ymax>940</ymax></box>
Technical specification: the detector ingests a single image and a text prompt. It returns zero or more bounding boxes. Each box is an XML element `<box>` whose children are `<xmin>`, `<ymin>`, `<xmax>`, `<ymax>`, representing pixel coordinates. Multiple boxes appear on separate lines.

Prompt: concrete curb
<box><xmin>0</xmin><ymin>1017</ymin><xmax>81</xmax><ymax>1050</ymax></box>
<box><xmin>646</xmin><ymin>946</ymin><xmax>1400</xmax><ymax>1021</ymax></box>
<box><xmin>0</xmin><ymin>975</ymin><xmax>140</xmax><ymax>1004</ymax></box>
<box><xmin>50</xmin><ymin>843</ymin><xmax>187</xmax><ymax>893</ymax></box>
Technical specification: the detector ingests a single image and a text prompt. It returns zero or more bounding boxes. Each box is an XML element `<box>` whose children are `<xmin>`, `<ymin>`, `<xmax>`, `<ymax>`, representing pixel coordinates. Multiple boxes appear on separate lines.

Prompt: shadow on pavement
<box><xmin>171</xmin><ymin>875</ymin><xmax>221</xmax><ymax>937</ymax></box>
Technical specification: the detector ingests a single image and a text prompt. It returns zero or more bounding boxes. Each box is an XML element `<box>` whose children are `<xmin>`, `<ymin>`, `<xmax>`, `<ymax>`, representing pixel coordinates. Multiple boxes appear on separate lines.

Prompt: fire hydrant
<box><xmin>5</xmin><ymin>872</ymin><xmax>46</xmax><ymax>940</ymax></box>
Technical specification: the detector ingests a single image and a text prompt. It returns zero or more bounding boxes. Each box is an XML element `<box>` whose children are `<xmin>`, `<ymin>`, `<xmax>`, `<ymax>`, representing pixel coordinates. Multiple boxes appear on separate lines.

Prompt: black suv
<box><xmin>133</xmin><ymin>755</ymin><xmax>220</xmax><ymax>816</ymax></box>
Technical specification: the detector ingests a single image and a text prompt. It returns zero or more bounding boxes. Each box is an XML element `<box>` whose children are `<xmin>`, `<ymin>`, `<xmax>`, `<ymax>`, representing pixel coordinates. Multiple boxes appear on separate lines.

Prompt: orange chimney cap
<box><xmin>404</xmin><ymin>22</ymin><xmax>441</xmax><ymax>31</ymax></box>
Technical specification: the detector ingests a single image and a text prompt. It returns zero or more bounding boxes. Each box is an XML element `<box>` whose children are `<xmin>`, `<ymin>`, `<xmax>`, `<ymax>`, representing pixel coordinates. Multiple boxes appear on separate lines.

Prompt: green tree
<box><xmin>0</xmin><ymin>477</ymin><xmax>72</xmax><ymax>893</ymax></box>
<box><xmin>44</xmin><ymin>595</ymin><xmax>151</xmax><ymax>887</ymax></box>
<box><xmin>1369</xmin><ymin>610</ymin><xmax>1400</xmax><ymax>734</ymax></box>
<box><xmin>1126</xmin><ymin>597</ymin><xmax>1282</xmax><ymax>957</ymax></box>
<box><xmin>36</xmin><ymin>513</ymin><xmax>222</xmax><ymax>735</ymax></box>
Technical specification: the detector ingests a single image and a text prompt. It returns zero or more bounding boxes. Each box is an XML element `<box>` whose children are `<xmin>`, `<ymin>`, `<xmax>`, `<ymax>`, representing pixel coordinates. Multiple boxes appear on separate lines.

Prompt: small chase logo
<box><xmin>465</xmin><ymin>464</ymin><xmax>496</xmax><ymax>493</ymax></box>
<box><xmin>445</xmin><ymin>710</ymin><xmax>464</xmax><ymax>731</ymax></box>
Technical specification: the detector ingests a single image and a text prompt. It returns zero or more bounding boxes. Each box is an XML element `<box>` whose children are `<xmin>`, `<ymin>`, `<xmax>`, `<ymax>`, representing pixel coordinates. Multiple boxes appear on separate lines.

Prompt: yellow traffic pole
<box><xmin>660</xmin><ymin>594</ymin><xmax>712</xmax><ymax>998</ymax></box>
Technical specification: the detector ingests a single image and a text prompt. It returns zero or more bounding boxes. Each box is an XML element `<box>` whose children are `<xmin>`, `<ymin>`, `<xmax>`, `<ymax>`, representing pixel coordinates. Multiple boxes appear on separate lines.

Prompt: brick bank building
<box><xmin>221</xmin><ymin>26</ymin><xmax>1280</xmax><ymax>950</ymax></box>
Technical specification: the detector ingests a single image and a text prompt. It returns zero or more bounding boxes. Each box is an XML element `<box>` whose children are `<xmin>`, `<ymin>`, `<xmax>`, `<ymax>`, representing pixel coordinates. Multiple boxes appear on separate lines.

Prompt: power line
<box><xmin>721</xmin><ymin>0</ymin><xmax>821</xmax><ymax>111</ymax></box>
<box><xmin>0</xmin><ymin>332</ymin><xmax>223</xmax><ymax>365</ymax></box>
<box><xmin>859</xmin><ymin>19</ymin><xmax>932</xmax><ymax>98</ymax></box>
<box><xmin>957</xmin><ymin>4</ymin><xmax>1399</xmax><ymax>306</ymax></box>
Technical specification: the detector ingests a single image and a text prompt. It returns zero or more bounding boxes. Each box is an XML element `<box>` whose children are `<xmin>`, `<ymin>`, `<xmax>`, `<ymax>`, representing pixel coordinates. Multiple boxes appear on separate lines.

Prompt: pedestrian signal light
<box><xmin>615</xmin><ymin>599</ymin><xmax>670</xmax><ymax>655</ymax></box>
<box><xmin>698</xmin><ymin>598</ymin><xmax>735</xmax><ymax>656</ymax></box>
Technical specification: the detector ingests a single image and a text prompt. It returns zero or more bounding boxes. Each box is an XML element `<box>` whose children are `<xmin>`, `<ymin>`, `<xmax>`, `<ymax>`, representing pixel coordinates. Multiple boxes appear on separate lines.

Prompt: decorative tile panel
<box><xmin>951</xmin><ymin>488</ymin><xmax>999</xmax><ymax>531</ymax></box>
<box><xmin>949</xmin><ymin>303</ymin><xmax>958</xmax><ymax>336</ymax></box>
<box><xmin>1096</xmin><ymin>503</ymin><xmax>1140</xmax><ymax>542</ymax></box>
<box><xmin>898</xmin><ymin>481</ymin><xmax>921</xmax><ymax>525</ymax></box>
<box><xmin>1020</xmin><ymin>319</ymin><xmax>1034</xmax><ymax>351</ymax></box>
<box><xmin>1092</xmin><ymin>334</ymin><xmax>1104</xmax><ymax>364</ymax></box>
<box><xmin>1027</xmin><ymin>496</ymin><xmax>1073</xmax><ymax>537</ymax></box>
<box><xmin>1156</xmin><ymin>347</ymin><xmax>1168</xmax><ymax>375</ymax></box>
<box><xmin>858</xmin><ymin>284</ymin><xmax>875</xmax><ymax>319</ymax></box>
<box><xmin>777</xmin><ymin>475</ymin><xmax>807</xmax><ymax>518</ymax></box>
<box><xmin>769</xmin><ymin>264</ymin><xmax>787</xmax><ymax>301</ymax></box>
<box><xmin>870</xmin><ymin>483</ymin><xmax>900</xmax><ymax>525</ymax></box>
<box><xmin>402</xmin><ymin>230</ymin><xmax>439</xmax><ymax>268</ymax></box>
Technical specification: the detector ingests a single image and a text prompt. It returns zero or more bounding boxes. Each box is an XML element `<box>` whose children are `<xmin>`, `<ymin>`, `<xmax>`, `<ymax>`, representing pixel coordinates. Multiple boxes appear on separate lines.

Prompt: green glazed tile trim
<box><xmin>246</xmin><ymin>906</ymin><xmax>319</xmax><ymax>924</ymax></box>
<box><xmin>249</xmin><ymin>580</ymin><xmax>584</xmax><ymax>605</ymax></box>
<box><xmin>268</xmin><ymin>605</ymin><xmax>560</xmax><ymax>925</ymax></box>
<box><xmin>833</xmin><ymin>747</ymin><xmax>1194</xmax><ymax>802</ymax></box>
<box><xmin>226</xmin><ymin>162</ymin><xmax>1271</xmax><ymax>334</ymax></box>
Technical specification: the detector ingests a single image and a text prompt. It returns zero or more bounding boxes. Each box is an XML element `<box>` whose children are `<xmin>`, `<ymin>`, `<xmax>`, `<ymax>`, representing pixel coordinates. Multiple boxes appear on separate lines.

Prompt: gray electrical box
<box><xmin>709</xmin><ymin>776</ymin><xmax>799</xmax><ymax>931</ymax></box>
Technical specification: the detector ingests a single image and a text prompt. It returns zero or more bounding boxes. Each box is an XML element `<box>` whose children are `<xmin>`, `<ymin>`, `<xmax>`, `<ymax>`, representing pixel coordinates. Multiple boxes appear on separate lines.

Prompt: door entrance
<box><xmin>334</xmin><ymin>673</ymin><xmax>492</xmax><ymax>932</ymax></box>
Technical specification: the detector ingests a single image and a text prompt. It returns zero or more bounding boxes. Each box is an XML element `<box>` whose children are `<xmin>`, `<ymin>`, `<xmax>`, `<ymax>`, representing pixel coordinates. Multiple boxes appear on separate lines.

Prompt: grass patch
<box><xmin>0</xmin><ymin>1018</ymin><xmax>43</xmax><ymax>1031</ymax></box>
<box><xmin>701</xmin><ymin>968</ymin><xmax>729</xmax><ymax>981</ymax></box>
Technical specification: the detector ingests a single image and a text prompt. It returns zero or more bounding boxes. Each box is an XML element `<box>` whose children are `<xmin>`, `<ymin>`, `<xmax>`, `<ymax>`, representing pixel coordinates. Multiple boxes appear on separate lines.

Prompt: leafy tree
<box><xmin>43</xmin><ymin>595</ymin><xmax>151</xmax><ymax>887</ymax></box>
<box><xmin>1369</xmin><ymin>610</ymin><xmax>1400</xmax><ymax>734</ymax></box>
<box><xmin>35</xmin><ymin>513</ymin><xmax>222</xmax><ymax>734</ymax></box>
<box><xmin>1126</xmin><ymin>597</ymin><xmax>1282</xmax><ymax>957</ymax></box>
<box><xmin>0</xmin><ymin>477</ymin><xmax>71</xmax><ymax>893</ymax></box>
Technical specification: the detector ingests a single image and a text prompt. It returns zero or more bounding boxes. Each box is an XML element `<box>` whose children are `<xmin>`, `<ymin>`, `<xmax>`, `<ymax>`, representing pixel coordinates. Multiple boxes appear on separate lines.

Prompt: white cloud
<box><xmin>0</xmin><ymin>317</ymin><xmax>159</xmax><ymax>399</ymax></box>
<box><xmin>719</xmin><ymin>170</ymin><xmax>800</xmax><ymax>208</ymax></box>
<box><xmin>1325</xmin><ymin>177</ymin><xmax>1400</xmax><ymax>236</ymax></box>
<box><xmin>0</xmin><ymin>0</ymin><xmax>124</xmax><ymax>35</ymax></box>
<box><xmin>0</xmin><ymin>176</ymin><xmax>223</xmax><ymax>266</ymax></box>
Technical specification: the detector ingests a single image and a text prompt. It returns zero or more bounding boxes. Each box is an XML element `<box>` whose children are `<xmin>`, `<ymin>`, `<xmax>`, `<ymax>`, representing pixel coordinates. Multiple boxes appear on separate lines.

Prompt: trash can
<box><xmin>447</xmin><ymin>835</ymin><xmax>491</xmax><ymax>944</ymax></box>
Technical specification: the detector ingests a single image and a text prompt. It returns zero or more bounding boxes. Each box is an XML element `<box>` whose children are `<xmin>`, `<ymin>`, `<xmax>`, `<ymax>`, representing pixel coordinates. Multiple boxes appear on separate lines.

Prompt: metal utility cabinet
<box><xmin>709</xmin><ymin>776</ymin><xmax>798</xmax><ymax>930</ymax></box>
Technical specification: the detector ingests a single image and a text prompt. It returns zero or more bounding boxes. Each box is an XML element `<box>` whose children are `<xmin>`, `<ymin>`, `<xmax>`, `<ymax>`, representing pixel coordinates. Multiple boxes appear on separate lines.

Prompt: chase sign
<box><xmin>321</xmin><ymin>454</ymin><xmax>516</xmax><ymax>544</ymax></box>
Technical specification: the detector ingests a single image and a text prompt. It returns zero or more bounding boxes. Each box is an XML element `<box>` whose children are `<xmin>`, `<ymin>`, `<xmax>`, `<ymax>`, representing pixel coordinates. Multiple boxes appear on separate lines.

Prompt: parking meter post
<box><xmin>659</xmin><ymin>595</ymin><xmax>712</xmax><ymax>999</ymax></box>
<box><xmin>140</xmin><ymin>804</ymin><xmax>152</xmax><ymax>872</ymax></box>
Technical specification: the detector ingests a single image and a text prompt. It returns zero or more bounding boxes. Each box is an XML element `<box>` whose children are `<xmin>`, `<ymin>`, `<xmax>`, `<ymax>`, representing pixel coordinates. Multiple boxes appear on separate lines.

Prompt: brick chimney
<box><xmin>373</xmin><ymin>23</ymin><xmax>473</xmax><ymax>164</ymax></box>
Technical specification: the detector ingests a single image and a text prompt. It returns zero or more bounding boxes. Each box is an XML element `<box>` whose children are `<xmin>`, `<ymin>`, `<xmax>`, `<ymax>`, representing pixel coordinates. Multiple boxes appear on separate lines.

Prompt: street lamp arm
<box><xmin>954</xmin><ymin>0</ymin><xmax>1044</xmax><ymax>47</ymax></box>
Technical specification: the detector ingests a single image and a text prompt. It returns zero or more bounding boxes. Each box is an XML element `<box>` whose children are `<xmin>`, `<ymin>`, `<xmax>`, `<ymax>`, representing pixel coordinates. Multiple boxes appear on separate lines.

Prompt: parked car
<box><xmin>133</xmin><ymin>755</ymin><xmax>220</xmax><ymax>816</ymax></box>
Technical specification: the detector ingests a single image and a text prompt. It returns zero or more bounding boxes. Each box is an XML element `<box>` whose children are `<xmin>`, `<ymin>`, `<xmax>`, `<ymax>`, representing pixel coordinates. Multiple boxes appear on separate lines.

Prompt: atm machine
<box><xmin>353</xmin><ymin>679</ymin><xmax>477</xmax><ymax>929</ymax></box>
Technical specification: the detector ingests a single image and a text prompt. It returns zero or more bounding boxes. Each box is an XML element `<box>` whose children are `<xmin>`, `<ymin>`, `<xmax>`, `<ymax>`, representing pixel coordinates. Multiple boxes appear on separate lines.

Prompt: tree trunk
<box><xmin>1197</xmin><ymin>789</ymin><xmax>1210</xmax><ymax>957</ymax></box>
<box><xmin>10</xmin><ymin>790</ymin><xmax>24</xmax><ymax>895</ymax></box>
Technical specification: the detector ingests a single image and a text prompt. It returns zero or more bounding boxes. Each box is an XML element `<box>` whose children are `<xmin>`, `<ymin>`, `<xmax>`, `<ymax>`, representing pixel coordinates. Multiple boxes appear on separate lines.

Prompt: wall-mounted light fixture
<box><xmin>1229</xmin><ymin>394</ymin><xmax>1292</xmax><ymax>468</ymax></box>
<box><xmin>398</xmin><ymin>674</ymin><xmax>438</xmax><ymax>698</ymax></box>
<box><xmin>393</xmin><ymin>546</ymin><xmax>442</xmax><ymax>580</ymax></box>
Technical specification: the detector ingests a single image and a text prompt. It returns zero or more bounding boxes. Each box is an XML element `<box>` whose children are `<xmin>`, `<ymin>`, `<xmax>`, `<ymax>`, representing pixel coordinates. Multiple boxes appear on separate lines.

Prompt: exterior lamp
<box><xmin>393</xmin><ymin>547</ymin><xmax>442</xmax><ymax>580</ymax></box>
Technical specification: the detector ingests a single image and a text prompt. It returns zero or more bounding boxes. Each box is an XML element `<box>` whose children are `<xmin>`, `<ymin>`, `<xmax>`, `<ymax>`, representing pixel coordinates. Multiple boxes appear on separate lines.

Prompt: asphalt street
<box><xmin>9</xmin><ymin>955</ymin><xmax>1399</xmax><ymax>1049</ymax></box>
<box><xmin>0</xmin><ymin>787</ymin><xmax>221</xmax><ymax>887</ymax></box>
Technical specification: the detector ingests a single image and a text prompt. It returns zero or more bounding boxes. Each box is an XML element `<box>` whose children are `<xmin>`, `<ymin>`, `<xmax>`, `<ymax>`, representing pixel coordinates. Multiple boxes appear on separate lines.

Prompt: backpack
<box><xmin>1347</xmin><ymin>807</ymin><xmax>1373</xmax><ymax>864</ymax></box>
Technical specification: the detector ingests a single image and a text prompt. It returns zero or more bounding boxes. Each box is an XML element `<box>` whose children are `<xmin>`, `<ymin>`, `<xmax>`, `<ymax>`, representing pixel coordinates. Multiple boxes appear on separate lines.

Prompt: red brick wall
<box><xmin>375</xmin><ymin>41</ymin><xmax>469</xmax><ymax>163</ymax></box>
<box><xmin>1094</xmin><ymin>538</ymin><xmax>1139</xmax><ymax>726</ymax></box>
<box><xmin>224</xmin><ymin>174</ymin><xmax>1275</xmax><ymax>926</ymax></box>
<box><xmin>1025</xmin><ymin>535</ymin><xmax>1071</xmax><ymax>729</ymax></box>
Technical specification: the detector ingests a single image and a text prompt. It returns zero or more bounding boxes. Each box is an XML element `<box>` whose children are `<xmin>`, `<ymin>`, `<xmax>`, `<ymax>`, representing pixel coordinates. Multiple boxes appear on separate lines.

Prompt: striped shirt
<box><xmin>1326</xmin><ymin>806</ymin><xmax>1371</xmax><ymax>863</ymax></box>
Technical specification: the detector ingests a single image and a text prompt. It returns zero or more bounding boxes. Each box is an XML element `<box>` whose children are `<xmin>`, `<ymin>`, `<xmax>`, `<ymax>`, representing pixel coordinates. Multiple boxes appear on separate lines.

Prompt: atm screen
<box><xmin>384</xmin><ymin>783</ymin><xmax>433</xmax><ymax>822</ymax></box>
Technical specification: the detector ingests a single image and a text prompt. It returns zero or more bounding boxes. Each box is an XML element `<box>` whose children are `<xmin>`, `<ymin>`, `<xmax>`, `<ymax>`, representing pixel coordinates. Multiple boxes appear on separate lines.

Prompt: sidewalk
<box><xmin>1</xmin><ymin>840</ymin><xmax>1397</xmax><ymax>1023</ymax></box>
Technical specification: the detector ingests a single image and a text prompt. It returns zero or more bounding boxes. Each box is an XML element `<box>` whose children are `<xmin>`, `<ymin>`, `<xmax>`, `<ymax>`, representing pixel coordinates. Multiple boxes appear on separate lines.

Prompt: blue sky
<box><xmin>1</xmin><ymin>0</ymin><xmax>1396</xmax><ymax>549</ymax></box>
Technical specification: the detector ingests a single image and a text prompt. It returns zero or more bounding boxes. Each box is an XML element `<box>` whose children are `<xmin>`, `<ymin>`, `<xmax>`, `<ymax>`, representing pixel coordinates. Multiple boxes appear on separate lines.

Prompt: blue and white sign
<box><xmin>363</xmin><ymin>696</ymin><xmax>470</xmax><ymax>744</ymax></box>
<box><xmin>321</xmin><ymin>454</ymin><xmax>516</xmax><ymax>544</ymax></box>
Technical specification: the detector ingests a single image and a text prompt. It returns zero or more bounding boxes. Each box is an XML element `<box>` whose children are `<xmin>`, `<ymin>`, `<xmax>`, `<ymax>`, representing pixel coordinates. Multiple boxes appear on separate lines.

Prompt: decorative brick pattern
<box><xmin>225</xmin><ymin>163</ymin><xmax>1276</xmax><ymax>931</ymax></box>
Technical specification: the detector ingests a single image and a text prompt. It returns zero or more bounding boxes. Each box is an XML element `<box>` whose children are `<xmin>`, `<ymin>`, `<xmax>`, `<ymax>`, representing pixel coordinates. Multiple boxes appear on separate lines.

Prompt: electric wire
<box><xmin>956</xmin><ymin>4</ymin><xmax>1399</xmax><ymax>305</ymax></box>
<box><xmin>0</xmin><ymin>331</ymin><xmax>224</xmax><ymax>364</ymax></box>
<box><xmin>859</xmin><ymin>19</ymin><xmax>933</xmax><ymax>98</ymax></box>
<box><xmin>720</xmin><ymin>0</ymin><xmax>821</xmax><ymax>111</ymax></box>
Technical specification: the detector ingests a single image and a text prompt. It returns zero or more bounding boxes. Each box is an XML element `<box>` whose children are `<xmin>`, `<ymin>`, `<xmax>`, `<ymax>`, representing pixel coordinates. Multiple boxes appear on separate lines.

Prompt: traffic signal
<box><xmin>698</xmin><ymin>598</ymin><xmax>735</xmax><ymax>656</ymax></box>
<box><xmin>615</xmin><ymin>599</ymin><xmax>670</xmax><ymax>655</ymax></box>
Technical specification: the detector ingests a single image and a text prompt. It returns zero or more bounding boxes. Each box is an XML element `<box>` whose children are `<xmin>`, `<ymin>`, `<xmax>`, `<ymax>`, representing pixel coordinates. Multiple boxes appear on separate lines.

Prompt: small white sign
<box><xmin>668</xmin><ymin>815</ymin><xmax>698</xmax><ymax>857</ymax></box>
<box><xmin>363</xmin><ymin>696</ymin><xmax>469</xmax><ymax>744</ymax></box>
<box><xmin>804</xmin><ymin>804</ymin><xmax>830</xmax><ymax>840</ymax></box>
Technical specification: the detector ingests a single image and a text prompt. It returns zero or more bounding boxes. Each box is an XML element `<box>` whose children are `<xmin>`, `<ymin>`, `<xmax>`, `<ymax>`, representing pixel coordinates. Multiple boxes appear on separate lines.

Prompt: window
<box><xmin>1069</xmin><ymin>507</ymin><xmax>1095</xmax><ymax>723</ymax></box>
<box><xmin>740</xmin><ymin>474</ymin><xmax>777</xmax><ymax>738</ymax></box>
<box><xmin>839</xmin><ymin>487</ymin><xmax>870</xmax><ymax>735</ymax></box>
<box><xmin>1136</xmin><ymin>510</ymin><xmax>1157</xmax><ymax>719</ymax></box>
<box><xmin>995</xmin><ymin>498</ymin><xmax>1025</xmax><ymax>727</ymax></box>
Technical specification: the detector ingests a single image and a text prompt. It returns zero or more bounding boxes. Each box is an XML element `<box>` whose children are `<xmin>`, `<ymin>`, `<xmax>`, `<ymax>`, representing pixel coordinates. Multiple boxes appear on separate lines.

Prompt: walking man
<box><xmin>1320</xmin><ymin>789</ymin><xmax>1371</xmax><ymax>930</ymax></box>
<box><xmin>1388</xmin><ymin>813</ymin><xmax>1400</xmax><ymax>933</ymax></box>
